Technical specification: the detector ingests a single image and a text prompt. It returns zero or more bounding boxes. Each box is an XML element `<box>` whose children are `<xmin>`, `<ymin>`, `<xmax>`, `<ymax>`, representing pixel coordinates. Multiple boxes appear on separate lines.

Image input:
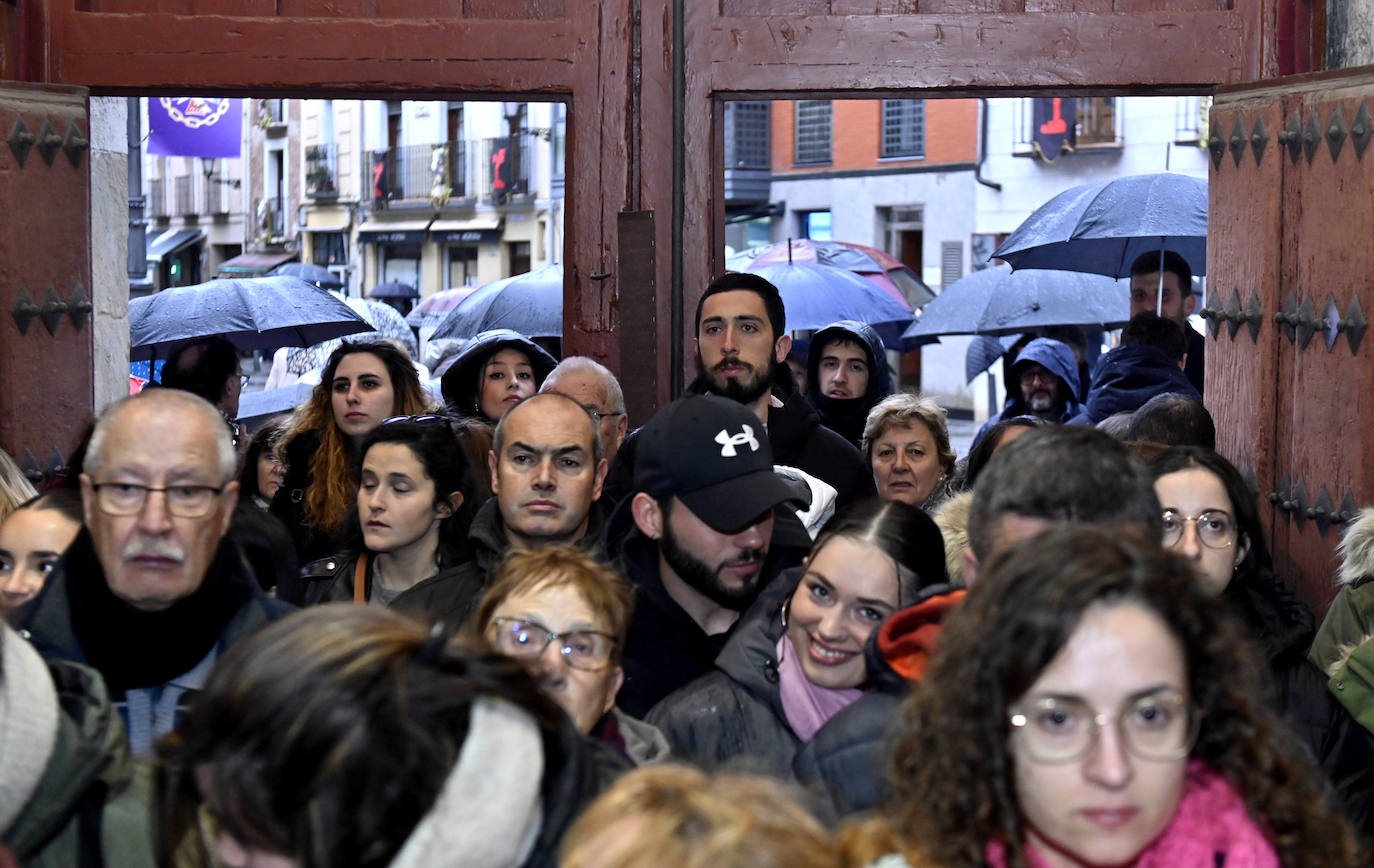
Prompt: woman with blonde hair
<box><xmin>875</xmin><ymin>526</ymin><xmax>1362</xmax><ymax>868</ymax></box>
<box><xmin>0</xmin><ymin>448</ymin><xmax>37</xmax><ymax>526</ymax></box>
<box><xmin>559</xmin><ymin>764</ymin><xmax>838</xmax><ymax>868</ymax></box>
<box><xmin>862</xmin><ymin>394</ymin><xmax>956</xmax><ymax>513</ymax></box>
<box><xmin>272</xmin><ymin>340</ymin><xmax>433</xmax><ymax>562</ymax></box>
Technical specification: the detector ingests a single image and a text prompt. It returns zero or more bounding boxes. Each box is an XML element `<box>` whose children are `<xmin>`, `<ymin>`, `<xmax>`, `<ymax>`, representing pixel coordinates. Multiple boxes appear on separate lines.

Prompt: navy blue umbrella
<box><xmin>270</xmin><ymin>262</ymin><xmax>345</xmax><ymax>291</ymax></box>
<box><xmin>432</xmin><ymin>264</ymin><xmax>563</xmax><ymax>340</ymax></box>
<box><xmin>993</xmin><ymin>173</ymin><xmax>1207</xmax><ymax>279</ymax></box>
<box><xmin>964</xmin><ymin>334</ymin><xmax>1023</xmax><ymax>384</ymax></box>
<box><xmin>904</xmin><ymin>266</ymin><xmax>1127</xmax><ymax>340</ymax></box>
<box><xmin>129</xmin><ymin>276</ymin><xmax>371</xmax><ymax>361</ymax></box>
<box><xmin>746</xmin><ymin>262</ymin><xmax>913</xmax><ymax>333</ymax></box>
<box><xmin>369</xmin><ymin>280</ymin><xmax>419</xmax><ymax>299</ymax></box>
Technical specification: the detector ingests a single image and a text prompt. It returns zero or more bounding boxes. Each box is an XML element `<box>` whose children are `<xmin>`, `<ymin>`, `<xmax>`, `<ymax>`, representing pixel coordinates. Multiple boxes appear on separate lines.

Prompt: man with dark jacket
<box><xmin>1130</xmin><ymin>249</ymin><xmax>1204</xmax><ymax>395</ymax></box>
<box><xmin>1069</xmin><ymin>312</ymin><xmax>1199</xmax><ymax>426</ymax></box>
<box><xmin>8</xmin><ymin>390</ymin><xmax>291</xmax><ymax>755</ymax></box>
<box><xmin>971</xmin><ymin>337</ymin><xmax>1081</xmax><ymax>448</ymax></box>
<box><xmin>603</xmin><ymin>273</ymin><xmax>875</xmax><ymax>509</ymax></box>
<box><xmin>806</xmin><ymin>320</ymin><xmax>893</xmax><ymax>448</ymax></box>
<box><xmin>388</xmin><ymin>391</ymin><xmax>610</xmax><ymax>625</ymax></box>
<box><xmin>613</xmin><ymin>395</ymin><xmax>807</xmax><ymax>717</ymax></box>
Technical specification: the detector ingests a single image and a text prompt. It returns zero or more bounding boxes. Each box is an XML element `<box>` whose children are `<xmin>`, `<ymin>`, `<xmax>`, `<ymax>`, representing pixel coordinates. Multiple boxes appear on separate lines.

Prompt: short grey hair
<box><xmin>492</xmin><ymin>390</ymin><xmax>603</xmax><ymax>466</ymax></box>
<box><xmin>540</xmin><ymin>356</ymin><xmax>626</xmax><ymax>414</ymax></box>
<box><xmin>84</xmin><ymin>389</ymin><xmax>237</xmax><ymax>483</ymax></box>
<box><xmin>861</xmin><ymin>392</ymin><xmax>956</xmax><ymax>473</ymax></box>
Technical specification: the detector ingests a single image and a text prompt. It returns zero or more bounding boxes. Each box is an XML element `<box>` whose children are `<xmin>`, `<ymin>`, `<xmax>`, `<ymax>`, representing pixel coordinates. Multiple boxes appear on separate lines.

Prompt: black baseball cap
<box><xmin>634</xmin><ymin>395</ymin><xmax>801</xmax><ymax>532</ymax></box>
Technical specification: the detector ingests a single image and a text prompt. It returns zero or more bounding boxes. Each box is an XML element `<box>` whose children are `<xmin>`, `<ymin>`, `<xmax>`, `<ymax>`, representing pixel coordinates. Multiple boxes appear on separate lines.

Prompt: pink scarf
<box><xmin>776</xmin><ymin>635</ymin><xmax>863</xmax><ymax>742</ymax></box>
<box><xmin>985</xmin><ymin>762</ymin><xmax>1278</xmax><ymax>868</ymax></box>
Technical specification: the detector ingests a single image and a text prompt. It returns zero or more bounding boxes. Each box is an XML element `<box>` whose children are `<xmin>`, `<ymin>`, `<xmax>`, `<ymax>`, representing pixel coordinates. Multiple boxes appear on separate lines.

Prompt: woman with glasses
<box><xmin>1147</xmin><ymin>446</ymin><xmax>1374</xmax><ymax>828</ymax></box>
<box><xmin>439</xmin><ymin>329</ymin><xmax>558</xmax><ymax>425</ymax></box>
<box><xmin>646</xmin><ymin>499</ymin><xmax>947</xmax><ymax>780</ymax></box>
<box><xmin>866</xmin><ymin>526</ymin><xmax>1361</xmax><ymax>868</ymax></box>
<box><xmin>272</xmin><ymin>340</ymin><xmax>434</xmax><ymax>564</ymax></box>
<box><xmin>474</xmin><ymin>546</ymin><xmax>668</xmax><ymax>765</ymax></box>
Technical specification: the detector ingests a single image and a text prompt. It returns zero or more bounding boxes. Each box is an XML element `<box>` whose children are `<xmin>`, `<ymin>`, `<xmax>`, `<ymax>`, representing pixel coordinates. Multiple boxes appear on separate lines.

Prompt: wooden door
<box><xmin>0</xmin><ymin>82</ymin><xmax>94</xmax><ymax>478</ymax></box>
<box><xmin>1211</xmin><ymin>68</ymin><xmax>1374</xmax><ymax>617</ymax></box>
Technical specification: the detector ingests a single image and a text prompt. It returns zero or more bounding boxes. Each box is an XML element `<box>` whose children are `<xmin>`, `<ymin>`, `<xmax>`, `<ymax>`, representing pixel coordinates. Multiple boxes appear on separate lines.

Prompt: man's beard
<box><xmin>1027</xmin><ymin>389</ymin><xmax>1057</xmax><ymax>413</ymax></box>
<box><xmin>660</xmin><ymin>521</ymin><xmax>766</xmax><ymax>611</ymax></box>
<box><xmin>702</xmin><ymin>356</ymin><xmax>773</xmax><ymax>405</ymax></box>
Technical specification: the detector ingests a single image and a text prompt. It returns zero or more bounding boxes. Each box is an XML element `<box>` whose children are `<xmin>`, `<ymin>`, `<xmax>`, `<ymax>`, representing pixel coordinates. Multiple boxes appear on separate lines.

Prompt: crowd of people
<box><xmin>0</xmin><ymin>257</ymin><xmax>1371</xmax><ymax>867</ymax></box>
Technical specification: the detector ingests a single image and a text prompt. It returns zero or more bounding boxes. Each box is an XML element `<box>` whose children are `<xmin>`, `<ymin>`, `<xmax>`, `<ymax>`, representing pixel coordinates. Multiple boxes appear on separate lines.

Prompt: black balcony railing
<box><xmin>260</xmin><ymin>197</ymin><xmax>285</xmax><ymax>238</ymax></box>
<box><xmin>306</xmin><ymin>143</ymin><xmax>339</xmax><ymax>197</ymax></box>
<box><xmin>369</xmin><ymin>132</ymin><xmax>539</xmax><ymax>206</ymax></box>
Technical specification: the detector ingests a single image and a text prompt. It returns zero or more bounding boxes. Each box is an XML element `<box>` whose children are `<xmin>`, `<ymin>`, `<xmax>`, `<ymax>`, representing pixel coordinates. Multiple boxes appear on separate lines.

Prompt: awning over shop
<box><xmin>146</xmin><ymin>228</ymin><xmax>204</xmax><ymax>262</ymax></box>
<box><xmin>430</xmin><ymin>216</ymin><xmax>502</xmax><ymax>244</ymax></box>
<box><xmin>356</xmin><ymin>219</ymin><xmax>433</xmax><ymax>245</ymax></box>
<box><xmin>216</xmin><ymin>251</ymin><xmax>298</xmax><ymax>276</ymax></box>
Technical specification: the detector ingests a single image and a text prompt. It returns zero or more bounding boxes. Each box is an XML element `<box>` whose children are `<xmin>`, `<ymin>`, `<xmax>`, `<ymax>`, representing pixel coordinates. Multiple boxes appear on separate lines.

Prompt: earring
<box><xmin>780</xmin><ymin>598</ymin><xmax>790</xmax><ymax>631</ymax></box>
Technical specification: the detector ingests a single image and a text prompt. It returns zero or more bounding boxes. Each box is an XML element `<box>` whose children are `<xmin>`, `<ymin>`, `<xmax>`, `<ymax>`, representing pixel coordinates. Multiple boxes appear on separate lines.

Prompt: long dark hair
<box><xmin>357</xmin><ymin>418</ymin><xmax>475</xmax><ymax>567</ymax></box>
<box><xmin>886</xmin><ymin>526</ymin><xmax>1361</xmax><ymax>868</ymax></box>
<box><xmin>237</xmin><ymin>418</ymin><xmax>285</xmax><ymax>501</ymax></box>
<box><xmin>1147</xmin><ymin>446</ymin><xmax>1269</xmax><ymax>580</ymax></box>
<box><xmin>157</xmin><ymin>605</ymin><xmax>563</xmax><ymax>868</ymax></box>
<box><xmin>809</xmin><ymin>499</ymin><xmax>946</xmax><ymax>607</ymax></box>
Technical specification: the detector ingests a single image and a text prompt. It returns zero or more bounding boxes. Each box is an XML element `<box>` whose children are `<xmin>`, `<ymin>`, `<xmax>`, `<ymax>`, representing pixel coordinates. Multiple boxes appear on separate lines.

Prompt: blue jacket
<box><xmin>973</xmin><ymin>338</ymin><xmax>1081</xmax><ymax>447</ymax></box>
<box><xmin>1068</xmin><ymin>344</ymin><xmax>1200</xmax><ymax>426</ymax></box>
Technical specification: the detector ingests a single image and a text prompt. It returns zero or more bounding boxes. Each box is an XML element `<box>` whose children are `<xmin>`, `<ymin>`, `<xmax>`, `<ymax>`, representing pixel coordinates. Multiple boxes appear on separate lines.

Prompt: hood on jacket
<box><xmin>1339</xmin><ymin>508</ymin><xmax>1374</xmax><ymax>587</ymax></box>
<box><xmin>933</xmin><ymin>491</ymin><xmax>973</xmax><ymax>586</ymax></box>
<box><xmin>1012</xmin><ymin>337</ymin><xmax>1080</xmax><ymax>400</ymax></box>
<box><xmin>1069</xmin><ymin>344</ymin><xmax>1199</xmax><ymax>426</ymax></box>
<box><xmin>805</xmin><ymin>320</ymin><xmax>892</xmax><ymax>406</ymax></box>
<box><xmin>868</xmin><ymin>584</ymin><xmax>967</xmax><ymax>689</ymax></box>
<box><xmin>438</xmin><ymin>329</ymin><xmax>558</xmax><ymax>415</ymax></box>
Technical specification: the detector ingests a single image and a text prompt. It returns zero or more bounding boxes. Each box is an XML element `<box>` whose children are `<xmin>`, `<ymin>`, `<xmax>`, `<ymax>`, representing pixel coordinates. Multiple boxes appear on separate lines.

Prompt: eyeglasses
<box><xmin>90</xmin><ymin>482</ymin><xmax>225</xmax><ymax>518</ymax></box>
<box><xmin>1009</xmin><ymin>690</ymin><xmax>1197</xmax><ymax>764</ymax></box>
<box><xmin>487</xmin><ymin>617</ymin><xmax>617</xmax><ymax>671</ymax></box>
<box><xmin>1019</xmin><ymin>368</ymin><xmax>1054</xmax><ymax>386</ymax></box>
<box><xmin>1161</xmin><ymin>510</ymin><xmax>1237</xmax><ymax>549</ymax></box>
<box><xmin>587</xmin><ymin>410</ymin><xmax>625</xmax><ymax>423</ymax></box>
<box><xmin>382</xmin><ymin>414</ymin><xmax>450</xmax><ymax>426</ymax></box>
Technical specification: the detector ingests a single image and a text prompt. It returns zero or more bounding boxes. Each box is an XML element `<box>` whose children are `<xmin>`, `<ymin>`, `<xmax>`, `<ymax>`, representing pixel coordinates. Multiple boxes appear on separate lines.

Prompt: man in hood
<box><xmin>972</xmin><ymin>337</ymin><xmax>1081</xmax><ymax>447</ymax></box>
<box><xmin>805</xmin><ymin>320</ymin><xmax>893</xmax><ymax>448</ymax></box>
<box><xmin>1069</xmin><ymin>312</ymin><xmax>1199</xmax><ymax>426</ymax></box>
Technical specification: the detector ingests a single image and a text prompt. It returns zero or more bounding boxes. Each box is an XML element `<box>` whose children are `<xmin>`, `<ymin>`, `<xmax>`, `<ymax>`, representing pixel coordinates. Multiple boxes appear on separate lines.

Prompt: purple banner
<box><xmin>148</xmin><ymin>98</ymin><xmax>242</xmax><ymax>158</ymax></box>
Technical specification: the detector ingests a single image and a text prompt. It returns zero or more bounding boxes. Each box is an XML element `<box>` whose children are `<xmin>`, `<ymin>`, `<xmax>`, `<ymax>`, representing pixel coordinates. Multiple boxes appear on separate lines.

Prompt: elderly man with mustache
<box><xmin>7</xmin><ymin>389</ymin><xmax>291</xmax><ymax>754</ymax></box>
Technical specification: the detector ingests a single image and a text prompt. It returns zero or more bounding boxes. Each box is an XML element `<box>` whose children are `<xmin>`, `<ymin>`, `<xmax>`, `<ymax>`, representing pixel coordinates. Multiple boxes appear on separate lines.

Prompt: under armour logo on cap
<box><xmin>715</xmin><ymin>425</ymin><xmax>760</xmax><ymax>458</ymax></box>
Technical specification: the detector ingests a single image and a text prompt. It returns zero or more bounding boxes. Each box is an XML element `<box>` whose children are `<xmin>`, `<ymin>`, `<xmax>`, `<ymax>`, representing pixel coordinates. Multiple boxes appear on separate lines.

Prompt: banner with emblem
<box><xmin>147</xmin><ymin>98</ymin><xmax>243</xmax><ymax>158</ymax></box>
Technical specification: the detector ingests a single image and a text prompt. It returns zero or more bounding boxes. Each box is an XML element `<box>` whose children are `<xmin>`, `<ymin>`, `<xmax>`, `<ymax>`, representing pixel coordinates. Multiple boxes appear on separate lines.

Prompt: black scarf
<box><xmin>812</xmin><ymin>393</ymin><xmax>870</xmax><ymax>448</ymax></box>
<box><xmin>64</xmin><ymin>528</ymin><xmax>255</xmax><ymax>693</ymax></box>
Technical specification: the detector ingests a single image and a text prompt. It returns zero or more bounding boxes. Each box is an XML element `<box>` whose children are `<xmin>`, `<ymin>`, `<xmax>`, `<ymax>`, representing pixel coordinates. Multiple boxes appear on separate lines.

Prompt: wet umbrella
<box><xmin>993</xmin><ymin>172</ymin><xmax>1207</xmax><ymax>279</ymax></box>
<box><xmin>965</xmin><ymin>334</ymin><xmax>1023</xmax><ymax>384</ymax></box>
<box><xmin>432</xmin><ymin>264</ymin><xmax>563</xmax><ymax>340</ymax></box>
<box><xmin>903</xmin><ymin>266</ymin><xmax>1127</xmax><ymax>340</ymax></box>
<box><xmin>285</xmin><ymin>297</ymin><xmax>418</xmax><ymax>376</ymax></box>
<box><xmin>406</xmin><ymin>287</ymin><xmax>480</xmax><ymax>329</ymax></box>
<box><xmin>369</xmin><ymin>280</ymin><xmax>419</xmax><ymax>299</ymax></box>
<box><xmin>270</xmin><ymin>262</ymin><xmax>345</xmax><ymax>291</ymax></box>
<box><xmin>748</xmin><ymin>262</ymin><xmax>914</xmax><ymax>333</ymax></box>
<box><xmin>726</xmin><ymin>239</ymin><xmax>935</xmax><ymax>308</ymax></box>
<box><xmin>129</xmin><ymin>276</ymin><xmax>370</xmax><ymax>361</ymax></box>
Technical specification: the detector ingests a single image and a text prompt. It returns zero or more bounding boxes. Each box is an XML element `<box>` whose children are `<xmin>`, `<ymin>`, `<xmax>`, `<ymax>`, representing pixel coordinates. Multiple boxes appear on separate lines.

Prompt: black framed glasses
<box><xmin>1009</xmin><ymin>690</ymin><xmax>1197</xmax><ymax>764</ymax></box>
<box><xmin>90</xmin><ymin>482</ymin><xmax>225</xmax><ymax>518</ymax></box>
<box><xmin>382</xmin><ymin>414</ymin><xmax>451</xmax><ymax>426</ymax></box>
<box><xmin>587</xmin><ymin>410</ymin><xmax>624</xmax><ymax>422</ymax></box>
<box><xmin>487</xmin><ymin>617</ymin><xmax>617</xmax><ymax>671</ymax></box>
<box><xmin>1161</xmin><ymin>509</ymin><xmax>1237</xmax><ymax>549</ymax></box>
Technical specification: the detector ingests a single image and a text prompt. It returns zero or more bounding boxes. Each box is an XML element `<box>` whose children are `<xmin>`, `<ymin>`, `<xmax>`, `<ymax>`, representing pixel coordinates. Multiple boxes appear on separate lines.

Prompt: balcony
<box><xmin>306</xmin><ymin>143</ymin><xmax>339</xmax><ymax>198</ymax></box>
<box><xmin>175</xmin><ymin>175</ymin><xmax>196</xmax><ymax>216</ymax></box>
<box><xmin>369</xmin><ymin>132</ymin><xmax>541</xmax><ymax>207</ymax></box>
<box><xmin>148</xmin><ymin>178</ymin><xmax>168</xmax><ymax>219</ymax></box>
<box><xmin>259</xmin><ymin>197</ymin><xmax>286</xmax><ymax>240</ymax></box>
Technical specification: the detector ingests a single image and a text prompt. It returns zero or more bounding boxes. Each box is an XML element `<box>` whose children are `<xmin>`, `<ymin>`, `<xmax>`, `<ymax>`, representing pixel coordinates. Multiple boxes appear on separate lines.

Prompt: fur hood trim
<box><xmin>1338</xmin><ymin>507</ymin><xmax>1374</xmax><ymax>586</ymax></box>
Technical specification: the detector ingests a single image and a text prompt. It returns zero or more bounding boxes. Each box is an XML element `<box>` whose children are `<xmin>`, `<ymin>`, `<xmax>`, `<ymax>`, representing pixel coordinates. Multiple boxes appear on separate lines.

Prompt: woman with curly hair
<box><xmin>271</xmin><ymin>340</ymin><xmax>433</xmax><ymax>563</ymax></box>
<box><xmin>872</xmin><ymin>525</ymin><xmax>1362</xmax><ymax>868</ymax></box>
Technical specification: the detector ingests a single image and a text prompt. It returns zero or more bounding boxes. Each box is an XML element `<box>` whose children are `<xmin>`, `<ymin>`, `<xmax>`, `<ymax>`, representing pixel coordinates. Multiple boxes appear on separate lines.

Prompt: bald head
<box><xmin>85</xmin><ymin>389</ymin><xmax>237</xmax><ymax>482</ymax></box>
<box><xmin>541</xmin><ymin>357</ymin><xmax>627</xmax><ymax>462</ymax></box>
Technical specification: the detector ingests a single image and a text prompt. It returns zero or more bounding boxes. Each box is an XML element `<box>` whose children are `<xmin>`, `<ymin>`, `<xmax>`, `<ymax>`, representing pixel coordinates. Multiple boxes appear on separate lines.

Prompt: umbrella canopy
<box><xmin>992</xmin><ymin>172</ymin><xmax>1208</xmax><ymax>278</ymax></box>
<box><xmin>237</xmin><ymin>382</ymin><xmax>314</xmax><ymax>427</ymax></box>
<box><xmin>904</xmin><ymin>266</ymin><xmax>1128</xmax><ymax>340</ymax></box>
<box><xmin>369</xmin><ymin>280</ymin><xmax>419</xmax><ymax>299</ymax></box>
<box><xmin>747</xmin><ymin>262</ymin><xmax>914</xmax><ymax>333</ymax></box>
<box><xmin>270</xmin><ymin>262</ymin><xmax>345</xmax><ymax>290</ymax></box>
<box><xmin>965</xmin><ymin>333</ymin><xmax>1024</xmax><ymax>384</ymax></box>
<box><xmin>285</xmin><ymin>297</ymin><xmax>418</xmax><ymax>376</ymax></box>
<box><xmin>407</xmin><ymin>287</ymin><xmax>480</xmax><ymax>328</ymax></box>
<box><xmin>726</xmin><ymin>239</ymin><xmax>935</xmax><ymax>308</ymax></box>
<box><xmin>432</xmin><ymin>264</ymin><xmax>564</xmax><ymax>340</ymax></box>
<box><xmin>129</xmin><ymin>276</ymin><xmax>370</xmax><ymax>361</ymax></box>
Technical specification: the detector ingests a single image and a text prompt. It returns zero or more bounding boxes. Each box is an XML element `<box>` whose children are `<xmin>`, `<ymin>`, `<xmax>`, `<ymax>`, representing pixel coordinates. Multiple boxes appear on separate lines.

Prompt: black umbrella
<box><xmin>369</xmin><ymin>280</ymin><xmax>419</xmax><ymax>299</ymax></box>
<box><xmin>270</xmin><ymin>262</ymin><xmax>345</xmax><ymax>291</ymax></box>
<box><xmin>129</xmin><ymin>276</ymin><xmax>371</xmax><ymax>361</ymax></box>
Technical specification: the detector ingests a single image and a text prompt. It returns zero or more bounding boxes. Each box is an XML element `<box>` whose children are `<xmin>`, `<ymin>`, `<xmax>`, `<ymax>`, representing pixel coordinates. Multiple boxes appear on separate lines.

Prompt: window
<box><xmin>940</xmin><ymin>241</ymin><xmax>963</xmax><ymax>289</ymax></box>
<box><xmin>1076</xmin><ymin>97</ymin><xmax>1117</xmax><ymax>145</ymax></box>
<box><xmin>794</xmin><ymin>100</ymin><xmax>832</xmax><ymax>166</ymax></box>
<box><xmin>311</xmin><ymin>231</ymin><xmax>348</xmax><ymax>268</ymax></box>
<box><xmin>800</xmin><ymin>210</ymin><xmax>832</xmax><ymax>241</ymax></box>
<box><xmin>726</xmin><ymin>101</ymin><xmax>771</xmax><ymax>170</ymax></box>
<box><xmin>448</xmin><ymin>245</ymin><xmax>479</xmax><ymax>288</ymax></box>
<box><xmin>881</xmin><ymin>100</ymin><xmax>925</xmax><ymax>159</ymax></box>
<box><xmin>508</xmin><ymin>241</ymin><xmax>531</xmax><ymax>276</ymax></box>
